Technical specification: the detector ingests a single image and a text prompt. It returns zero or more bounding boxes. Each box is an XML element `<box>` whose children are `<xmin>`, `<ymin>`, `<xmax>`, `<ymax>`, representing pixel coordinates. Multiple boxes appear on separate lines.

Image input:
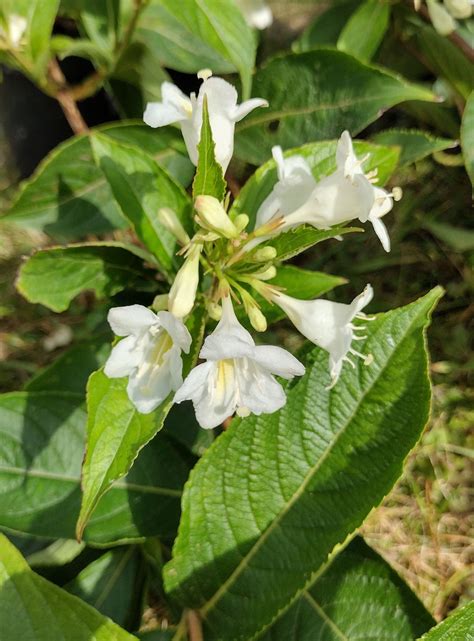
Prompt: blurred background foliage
<box><xmin>0</xmin><ymin>0</ymin><xmax>472</xmax><ymax>627</ymax></box>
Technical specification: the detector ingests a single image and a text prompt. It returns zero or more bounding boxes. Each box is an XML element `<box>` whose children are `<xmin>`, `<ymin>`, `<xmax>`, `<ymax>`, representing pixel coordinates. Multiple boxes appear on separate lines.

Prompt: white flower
<box><xmin>444</xmin><ymin>0</ymin><xmax>472</xmax><ymax>18</ymax></box>
<box><xmin>104</xmin><ymin>305</ymin><xmax>192</xmax><ymax>414</ymax></box>
<box><xmin>143</xmin><ymin>75</ymin><xmax>268</xmax><ymax>172</ymax></box>
<box><xmin>272</xmin><ymin>285</ymin><xmax>374</xmax><ymax>387</ymax></box>
<box><xmin>427</xmin><ymin>0</ymin><xmax>457</xmax><ymax>32</ymax></box>
<box><xmin>277</xmin><ymin>132</ymin><xmax>400</xmax><ymax>252</ymax></box>
<box><xmin>256</xmin><ymin>146</ymin><xmax>317</xmax><ymax>228</ymax></box>
<box><xmin>174</xmin><ymin>297</ymin><xmax>305</xmax><ymax>428</ymax></box>
<box><xmin>195</xmin><ymin>195</ymin><xmax>240</xmax><ymax>239</ymax></box>
<box><xmin>168</xmin><ymin>243</ymin><xmax>202</xmax><ymax>318</ymax></box>
<box><xmin>235</xmin><ymin>0</ymin><xmax>273</xmax><ymax>29</ymax></box>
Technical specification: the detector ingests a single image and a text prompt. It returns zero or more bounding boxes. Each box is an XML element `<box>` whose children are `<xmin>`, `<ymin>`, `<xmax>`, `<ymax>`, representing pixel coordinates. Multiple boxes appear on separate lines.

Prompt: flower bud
<box><xmin>427</xmin><ymin>0</ymin><xmax>457</xmax><ymax>34</ymax></box>
<box><xmin>444</xmin><ymin>0</ymin><xmax>471</xmax><ymax>19</ymax></box>
<box><xmin>234</xmin><ymin>214</ymin><xmax>249</xmax><ymax>233</ymax></box>
<box><xmin>195</xmin><ymin>195</ymin><xmax>239</xmax><ymax>239</ymax></box>
<box><xmin>152</xmin><ymin>293</ymin><xmax>169</xmax><ymax>312</ymax></box>
<box><xmin>251</xmin><ymin>246</ymin><xmax>277</xmax><ymax>262</ymax></box>
<box><xmin>206</xmin><ymin>300</ymin><xmax>222</xmax><ymax>321</ymax></box>
<box><xmin>0</xmin><ymin>14</ymin><xmax>27</xmax><ymax>48</ymax></box>
<box><xmin>157</xmin><ymin>207</ymin><xmax>190</xmax><ymax>245</ymax></box>
<box><xmin>168</xmin><ymin>243</ymin><xmax>202</xmax><ymax>317</ymax></box>
<box><xmin>253</xmin><ymin>265</ymin><xmax>277</xmax><ymax>281</ymax></box>
<box><xmin>247</xmin><ymin>304</ymin><xmax>267</xmax><ymax>332</ymax></box>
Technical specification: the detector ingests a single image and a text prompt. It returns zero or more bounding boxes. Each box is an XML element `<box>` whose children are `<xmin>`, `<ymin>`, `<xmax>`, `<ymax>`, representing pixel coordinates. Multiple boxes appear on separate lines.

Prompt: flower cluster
<box><xmin>104</xmin><ymin>72</ymin><xmax>401</xmax><ymax>429</ymax></box>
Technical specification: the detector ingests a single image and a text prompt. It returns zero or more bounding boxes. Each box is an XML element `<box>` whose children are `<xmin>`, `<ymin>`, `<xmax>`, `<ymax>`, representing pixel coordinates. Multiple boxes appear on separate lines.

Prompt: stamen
<box><xmin>356</xmin><ymin>313</ymin><xmax>376</xmax><ymax>321</ymax></box>
<box><xmin>364</xmin><ymin>354</ymin><xmax>374</xmax><ymax>366</ymax></box>
<box><xmin>353</xmin><ymin>335</ymin><xmax>367</xmax><ymax>340</ymax></box>
<box><xmin>343</xmin><ymin>356</ymin><xmax>356</xmax><ymax>369</ymax></box>
<box><xmin>350</xmin><ymin>348</ymin><xmax>368</xmax><ymax>360</ymax></box>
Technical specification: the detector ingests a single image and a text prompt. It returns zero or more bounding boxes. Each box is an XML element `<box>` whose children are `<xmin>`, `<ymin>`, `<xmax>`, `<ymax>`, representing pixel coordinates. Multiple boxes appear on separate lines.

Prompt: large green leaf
<box><xmin>163</xmin><ymin>288</ymin><xmax>442</xmax><ymax>641</ymax></box>
<box><xmin>4</xmin><ymin>123</ymin><xmax>194</xmax><ymax>241</ymax></box>
<box><xmin>193</xmin><ymin>97</ymin><xmax>226</xmax><ymax>201</ymax></box>
<box><xmin>231</xmin><ymin>139</ymin><xmax>400</xmax><ymax>229</ymax></box>
<box><xmin>0</xmin><ymin>534</ymin><xmax>138</xmax><ymax>640</ymax></box>
<box><xmin>77</xmin><ymin>306</ymin><xmax>206</xmax><ymax>540</ymax></box>
<box><xmin>0</xmin><ymin>391</ymin><xmax>190</xmax><ymax>544</ymax></box>
<box><xmin>234</xmin><ymin>50</ymin><xmax>434</xmax><ymax>165</ymax></box>
<box><xmin>373</xmin><ymin>129</ymin><xmax>458</xmax><ymax>166</ymax></box>
<box><xmin>337</xmin><ymin>0</ymin><xmax>390</xmax><ymax>62</ymax></box>
<box><xmin>16</xmin><ymin>242</ymin><xmax>155</xmax><ymax>313</ymax></box>
<box><xmin>417</xmin><ymin>602</ymin><xmax>474</xmax><ymax>640</ymax></box>
<box><xmin>461</xmin><ymin>92</ymin><xmax>474</xmax><ymax>185</ymax></box>
<box><xmin>65</xmin><ymin>548</ymin><xmax>144</xmax><ymax>628</ymax></box>
<box><xmin>135</xmin><ymin>0</ymin><xmax>256</xmax><ymax>99</ymax></box>
<box><xmin>263</xmin><ymin>538</ymin><xmax>434</xmax><ymax>640</ymax></box>
<box><xmin>91</xmin><ymin>133</ymin><xmax>192</xmax><ymax>275</ymax></box>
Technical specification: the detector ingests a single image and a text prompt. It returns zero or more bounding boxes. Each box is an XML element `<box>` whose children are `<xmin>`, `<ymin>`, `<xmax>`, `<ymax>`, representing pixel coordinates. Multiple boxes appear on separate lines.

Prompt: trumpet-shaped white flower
<box><xmin>235</xmin><ymin>0</ymin><xmax>273</xmax><ymax>29</ymax></box>
<box><xmin>174</xmin><ymin>297</ymin><xmax>305</xmax><ymax>428</ymax></box>
<box><xmin>104</xmin><ymin>305</ymin><xmax>191</xmax><ymax>414</ymax></box>
<box><xmin>143</xmin><ymin>75</ymin><xmax>268</xmax><ymax>172</ymax></box>
<box><xmin>268</xmin><ymin>132</ymin><xmax>399</xmax><ymax>252</ymax></box>
<box><xmin>272</xmin><ymin>285</ymin><xmax>374</xmax><ymax>387</ymax></box>
<box><xmin>256</xmin><ymin>146</ymin><xmax>317</xmax><ymax>228</ymax></box>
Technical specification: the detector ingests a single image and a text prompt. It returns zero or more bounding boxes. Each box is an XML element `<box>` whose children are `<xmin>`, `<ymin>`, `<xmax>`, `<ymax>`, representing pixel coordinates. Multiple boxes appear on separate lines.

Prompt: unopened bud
<box><xmin>444</xmin><ymin>0</ymin><xmax>471</xmax><ymax>18</ymax></box>
<box><xmin>234</xmin><ymin>214</ymin><xmax>249</xmax><ymax>233</ymax></box>
<box><xmin>248</xmin><ymin>305</ymin><xmax>267</xmax><ymax>332</ymax></box>
<box><xmin>427</xmin><ymin>0</ymin><xmax>457</xmax><ymax>34</ymax></box>
<box><xmin>197</xmin><ymin>68</ymin><xmax>213</xmax><ymax>81</ymax></box>
<box><xmin>195</xmin><ymin>195</ymin><xmax>239</xmax><ymax>239</ymax></box>
<box><xmin>253</xmin><ymin>265</ymin><xmax>277</xmax><ymax>281</ymax></box>
<box><xmin>168</xmin><ymin>243</ymin><xmax>202</xmax><ymax>317</ymax></box>
<box><xmin>157</xmin><ymin>207</ymin><xmax>190</xmax><ymax>245</ymax></box>
<box><xmin>152</xmin><ymin>293</ymin><xmax>169</xmax><ymax>312</ymax></box>
<box><xmin>206</xmin><ymin>300</ymin><xmax>222</xmax><ymax>321</ymax></box>
<box><xmin>251</xmin><ymin>246</ymin><xmax>277</xmax><ymax>262</ymax></box>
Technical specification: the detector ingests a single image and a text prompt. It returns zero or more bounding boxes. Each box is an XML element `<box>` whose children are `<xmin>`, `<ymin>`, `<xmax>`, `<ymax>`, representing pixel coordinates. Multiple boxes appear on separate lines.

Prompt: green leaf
<box><xmin>0</xmin><ymin>391</ymin><xmax>190</xmax><ymax>544</ymax></box>
<box><xmin>20</xmin><ymin>0</ymin><xmax>60</xmax><ymax>76</ymax></box>
<box><xmin>417</xmin><ymin>602</ymin><xmax>474</xmax><ymax>640</ymax></box>
<box><xmin>136</xmin><ymin>0</ymin><xmax>256</xmax><ymax>99</ymax></box>
<box><xmin>16</xmin><ymin>242</ymin><xmax>154</xmax><ymax>313</ymax></box>
<box><xmin>77</xmin><ymin>306</ymin><xmax>206</xmax><ymax>540</ymax></box>
<box><xmin>0</xmin><ymin>534</ymin><xmax>138</xmax><ymax>640</ymax></box>
<box><xmin>193</xmin><ymin>96</ymin><xmax>226</xmax><ymax>201</ymax></box>
<box><xmin>163</xmin><ymin>288</ymin><xmax>442</xmax><ymax>641</ymax></box>
<box><xmin>414</xmin><ymin>25</ymin><xmax>474</xmax><ymax>100</ymax></box>
<box><xmin>27</xmin><ymin>539</ymin><xmax>85</xmax><ymax>567</ymax></box>
<box><xmin>373</xmin><ymin>128</ymin><xmax>458</xmax><ymax>166</ymax></box>
<box><xmin>231</xmin><ymin>139</ymin><xmax>400</xmax><ymax>229</ymax></box>
<box><xmin>234</xmin><ymin>49</ymin><xmax>434</xmax><ymax>165</ymax></box>
<box><xmin>50</xmin><ymin>34</ymin><xmax>111</xmax><ymax>66</ymax></box>
<box><xmin>263</xmin><ymin>538</ymin><xmax>434</xmax><ymax>640</ymax></box>
<box><xmin>65</xmin><ymin>548</ymin><xmax>144</xmax><ymax>628</ymax></box>
<box><xmin>461</xmin><ymin>92</ymin><xmax>474</xmax><ymax>185</ymax></box>
<box><xmin>90</xmin><ymin>132</ymin><xmax>192</xmax><ymax>274</ymax></box>
<box><xmin>293</xmin><ymin>2</ymin><xmax>360</xmax><ymax>52</ymax></box>
<box><xmin>337</xmin><ymin>0</ymin><xmax>390</xmax><ymax>62</ymax></box>
<box><xmin>5</xmin><ymin>123</ymin><xmax>194</xmax><ymax>241</ymax></box>
<box><xmin>76</xmin><ymin>372</ymin><xmax>175</xmax><ymax>541</ymax></box>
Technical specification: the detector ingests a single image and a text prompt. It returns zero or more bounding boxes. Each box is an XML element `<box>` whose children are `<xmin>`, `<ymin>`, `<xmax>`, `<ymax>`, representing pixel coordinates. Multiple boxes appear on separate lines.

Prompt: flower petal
<box><xmin>174</xmin><ymin>361</ymin><xmax>214</xmax><ymax>404</ymax></box>
<box><xmin>108</xmin><ymin>305</ymin><xmax>157</xmax><ymax>337</ymax></box>
<box><xmin>232</xmin><ymin>98</ymin><xmax>268</xmax><ymax>122</ymax></box>
<box><xmin>127</xmin><ymin>359</ymin><xmax>174</xmax><ymax>414</ymax></box>
<box><xmin>253</xmin><ymin>345</ymin><xmax>305</xmax><ymax>378</ymax></box>
<box><xmin>370</xmin><ymin>215</ymin><xmax>391</xmax><ymax>252</ymax></box>
<box><xmin>237</xmin><ymin>366</ymin><xmax>287</xmax><ymax>415</ymax></box>
<box><xmin>104</xmin><ymin>335</ymin><xmax>139</xmax><ymax>378</ymax></box>
<box><xmin>157</xmin><ymin>311</ymin><xmax>192</xmax><ymax>353</ymax></box>
<box><xmin>200</xmin><ymin>333</ymin><xmax>254</xmax><ymax>361</ymax></box>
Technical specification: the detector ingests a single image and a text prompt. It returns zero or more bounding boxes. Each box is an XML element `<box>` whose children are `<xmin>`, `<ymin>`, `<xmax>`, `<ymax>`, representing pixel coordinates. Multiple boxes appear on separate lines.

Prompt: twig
<box><xmin>47</xmin><ymin>59</ymin><xmax>88</xmax><ymax>135</ymax></box>
<box><xmin>187</xmin><ymin>610</ymin><xmax>204</xmax><ymax>641</ymax></box>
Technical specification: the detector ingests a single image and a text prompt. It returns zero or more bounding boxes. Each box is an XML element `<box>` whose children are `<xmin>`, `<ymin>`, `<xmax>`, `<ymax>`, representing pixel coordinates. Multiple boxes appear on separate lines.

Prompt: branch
<box><xmin>187</xmin><ymin>610</ymin><xmax>203</xmax><ymax>641</ymax></box>
<box><xmin>47</xmin><ymin>59</ymin><xmax>88</xmax><ymax>135</ymax></box>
